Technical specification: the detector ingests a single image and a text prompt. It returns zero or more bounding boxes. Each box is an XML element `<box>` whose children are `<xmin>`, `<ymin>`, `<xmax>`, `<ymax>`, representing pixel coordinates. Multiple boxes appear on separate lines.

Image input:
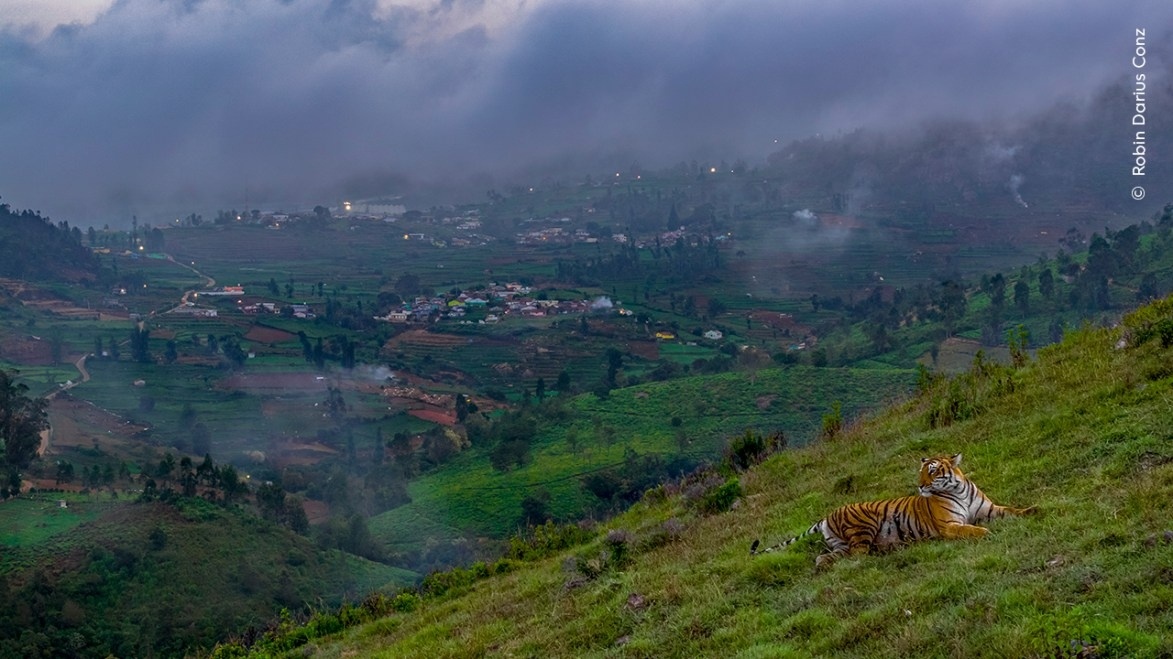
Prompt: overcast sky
<box><xmin>0</xmin><ymin>0</ymin><xmax>1168</xmax><ymax>224</ymax></box>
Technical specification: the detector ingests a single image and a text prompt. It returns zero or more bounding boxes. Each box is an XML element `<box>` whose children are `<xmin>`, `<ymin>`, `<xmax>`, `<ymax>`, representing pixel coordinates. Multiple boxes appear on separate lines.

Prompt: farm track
<box><xmin>36</xmin><ymin>258</ymin><xmax>196</xmax><ymax>460</ymax></box>
<box><xmin>37</xmin><ymin>353</ymin><xmax>93</xmax><ymax>458</ymax></box>
<box><xmin>168</xmin><ymin>253</ymin><xmax>216</xmax><ymax>309</ymax></box>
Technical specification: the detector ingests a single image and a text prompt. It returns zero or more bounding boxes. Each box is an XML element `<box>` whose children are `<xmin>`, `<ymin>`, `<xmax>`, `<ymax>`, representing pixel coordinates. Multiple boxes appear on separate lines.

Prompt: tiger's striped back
<box><xmin>750</xmin><ymin>454</ymin><xmax>1034</xmax><ymax>566</ymax></box>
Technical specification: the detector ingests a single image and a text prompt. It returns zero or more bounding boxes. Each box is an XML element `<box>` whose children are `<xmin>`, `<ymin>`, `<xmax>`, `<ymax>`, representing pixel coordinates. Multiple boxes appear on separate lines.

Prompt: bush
<box><xmin>603</xmin><ymin>529</ymin><xmax>634</xmax><ymax>567</ymax></box>
<box><xmin>1123</xmin><ymin>294</ymin><xmax>1173</xmax><ymax>348</ymax></box>
<box><xmin>724</xmin><ymin>429</ymin><xmax>786</xmax><ymax>472</ymax></box>
<box><xmin>697</xmin><ymin>478</ymin><xmax>742</xmax><ymax>514</ymax></box>
<box><xmin>391</xmin><ymin>592</ymin><xmax>420</xmax><ymax>613</ymax></box>
<box><xmin>924</xmin><ymin>352</ymin><xmax>1015</xmax><ymax>429</ymax></box>
<box><xmin>820</xmin><ymin>402</ymin><xmax>843</xmax><ymax>440</ymax></box>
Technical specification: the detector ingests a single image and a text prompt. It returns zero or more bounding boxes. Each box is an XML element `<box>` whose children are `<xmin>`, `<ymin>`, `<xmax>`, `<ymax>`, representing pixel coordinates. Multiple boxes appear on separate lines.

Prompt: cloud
<box><xmin>0</xmin><ymin>0</ymin><xmax>1170</xmax><ymax>223</ymax></box>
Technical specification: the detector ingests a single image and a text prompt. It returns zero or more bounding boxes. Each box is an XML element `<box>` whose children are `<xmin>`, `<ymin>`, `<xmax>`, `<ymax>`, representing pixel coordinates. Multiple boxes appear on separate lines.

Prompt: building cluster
<box><xmin>374</xmin><ymin>282</ymin><xmax>598</xmax><ymax>325</ymax></box>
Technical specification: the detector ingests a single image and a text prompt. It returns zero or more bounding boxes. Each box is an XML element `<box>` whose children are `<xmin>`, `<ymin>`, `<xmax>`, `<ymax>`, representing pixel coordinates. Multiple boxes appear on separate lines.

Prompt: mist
<box><xmin>1</xmin><ymin>0</ymin><xmax>1169</xmax><ymax>224</ymax></box>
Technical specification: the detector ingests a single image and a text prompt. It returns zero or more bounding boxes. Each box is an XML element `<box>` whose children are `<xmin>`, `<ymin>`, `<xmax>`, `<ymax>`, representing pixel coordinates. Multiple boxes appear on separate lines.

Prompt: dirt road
<box><xmin>36</xmin><ymin>353</ymin><xmax>92</xmax><ymax>457</ymax></box>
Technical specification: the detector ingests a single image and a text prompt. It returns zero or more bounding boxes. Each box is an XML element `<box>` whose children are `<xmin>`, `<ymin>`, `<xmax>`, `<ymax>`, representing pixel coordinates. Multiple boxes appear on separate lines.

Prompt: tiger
<box><xmin>749</xmin><ymin>454</ymin><xmax>1034</xmax><ymax>567</ymax></box>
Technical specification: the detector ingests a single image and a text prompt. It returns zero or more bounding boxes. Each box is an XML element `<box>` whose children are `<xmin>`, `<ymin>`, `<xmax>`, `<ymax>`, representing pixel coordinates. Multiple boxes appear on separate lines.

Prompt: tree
<box><xmin>667</xmin><ymin>203</ymin><xmax>680</xmax><ymax>230</ymax></box>
<box><xmin>145</xmin><ymin>228</ymin><xmax>165</xmax><ymax>252</ymax></box>
<box><xmin>220</xmin><ymin>336</ymin><xmax>247</xmax><ymax>367</ymax></box>
<box><xmin>1013</xmin><ymin>280</ymin><xmax>1030</xmax><ymax>315</ymax></box>
<box><xmin>0</xmin><ymin>370</ymin><xmax>49</xmax><ymax>469</ymax></box>
<box><xmin>394</xmin><ymin>273</ymin><xmax>421</xmax><ymax>299</ymax></box>
<box><xmin>156</xmin><ymin>453</ymin><xmax>176</xmax><ymax>485</ymax></box>
<box><xmin>256</xmin><ymin>482</ymin><xmax>288</xmax><ymax>522</ymax></box>
<box><xmin>179</xmin><ymin>456</ymin><xmax>197</xmax><ymax>496</ymax></box>
<box><xmin>286</xmin><ymin>498</ymin><xmax>309</xmax><ymax>535</ymax></box>
<box><xmin>454</xmin><ymin>394</ymin><xmax>476</xmax><ymax>423</ymax></box>
<box><xmin>324</xmin><ymin>387</ymin><xmax>347</xmax><ymax>423</ymax></box>
<box><xmin>218</xmin><ymin>465</ymin><xmax>244</xmax><ymax>502</ymax></box>
<box><xmin>556</xmin><ymin>370</ymin><xmax>571</xmax><ymax>394</ymax></box>
<box><xmin>373</xmin><ymin>427</ymin><xmax>384</xmax><ymax>465</ymax></box>
<box><xmin>190</xmin><ymin>423</ymin><xmax>211</xmax><ymax>457</ymax></box>
<box><xmin>520</xmin><ymin>489</ymin><xmax>551</xmax><ymax>526</ymax></box>
<box><xmin>605</xmin><ymin>348</ymin><xmax>623</xmax><ymax>388</ymax></box>
<box><xmin>130</xmin><ymin>326</ymin><xmax>151</xmax><ymax>363</ymax></box>
<box><xmin>1038</xmin><ymin>268</ymin><xmax>1055</xmax><ymax>300</ymax></box>
<box><xmin>535</xmin><ymin>377</ymin><xmax>546</xmax><ymax>402</ymax></box>
<box><xmin>1138</xmin><ymin>273</ymin><xmax>1160</xmax><ymax>301</ymax></box>
<box><xmin>197</xmin><ymin>453</ymin><xmax>216</xmax><ymax>486</ymax></box>
<box><xmin>706</xmin><ymin>298</ymin><xmax>727</xmax><ymax>319</ymax></box>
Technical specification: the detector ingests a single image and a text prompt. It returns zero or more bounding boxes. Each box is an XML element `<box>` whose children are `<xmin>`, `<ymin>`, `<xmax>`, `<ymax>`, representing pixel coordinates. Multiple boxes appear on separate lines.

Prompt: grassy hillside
<box><xmin>0</xmin><ymin>495</ymin><xmax>416</xmax><ymax>658</ymax></box>
<box><xmin>224</xmin><ymin>296</ymin><xmax>1173</xmax><ymax>658</ymax></box>
<box><xmin>369</xmin><ymin>365</ymin><xmax>916</xmax><ymax>548</ymax></box>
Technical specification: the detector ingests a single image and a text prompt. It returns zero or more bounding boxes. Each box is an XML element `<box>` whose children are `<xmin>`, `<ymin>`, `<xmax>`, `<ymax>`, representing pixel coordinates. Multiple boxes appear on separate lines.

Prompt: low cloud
<box><xmin>0</xmin><ymin>0</ymin><xmax>1169</xmax><ymax>223</ymax></box>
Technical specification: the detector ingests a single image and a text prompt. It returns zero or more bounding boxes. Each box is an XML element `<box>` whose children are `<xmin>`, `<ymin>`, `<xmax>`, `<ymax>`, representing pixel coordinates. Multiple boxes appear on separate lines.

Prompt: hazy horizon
<box><xmin>1</xmin><ymin>0</ymin><xmax>1169</xmax><ymax>225</ymax></box>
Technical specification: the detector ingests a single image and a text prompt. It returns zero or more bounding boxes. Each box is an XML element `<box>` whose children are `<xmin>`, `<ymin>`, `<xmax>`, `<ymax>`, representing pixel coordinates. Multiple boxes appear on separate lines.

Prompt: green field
<box><xmin>238</xmin><ymin>295</ymin><xmax>1173</xmax><ymax>659</ymax></box>
<box><xmin>370</xmin><ymin>365</ymin><xmax>917</xmax><ymax>544</ymax></box>
<box><xmin>0</xmin><ymin>494</ymin><xmax>119</xmax><ymax>556</ymax></box>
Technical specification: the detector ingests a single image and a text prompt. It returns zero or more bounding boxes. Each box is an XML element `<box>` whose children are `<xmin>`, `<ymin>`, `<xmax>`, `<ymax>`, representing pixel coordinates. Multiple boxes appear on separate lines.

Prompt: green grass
<box><xmin>0</xmin><ymin>494</ymin><xmax>117</xmax><ymax>553</ymax></box>
<box><xmin>252</xmin><ymin>297</ymin><xmax>1173</xmax><ymax>658</ymax></box>
<box><xmin>369</xmin><ymin>365</ymin><xmax>916</xmax><ymax>545</ymax></box>
<box><xmin>0</xmin><ymin>496</ymin><xmax>418</xmax><ymax>658</ymax></box>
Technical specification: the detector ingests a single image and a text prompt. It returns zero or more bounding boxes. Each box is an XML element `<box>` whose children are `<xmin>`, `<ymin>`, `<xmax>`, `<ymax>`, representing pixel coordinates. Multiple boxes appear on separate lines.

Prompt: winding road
<box><xmin>29</xmin><ymin>255</ymin><xmax>215</xmax><ymax>466</ymax></box>
<box><xmin>168</xmin><ymin>254</ymin><xmax>216</xmax><ymax>309</ymax></box>
<box><xmin>36</xmin><ymin>353</ymin><xmax>92</xmax><ymax>457</ymax></box>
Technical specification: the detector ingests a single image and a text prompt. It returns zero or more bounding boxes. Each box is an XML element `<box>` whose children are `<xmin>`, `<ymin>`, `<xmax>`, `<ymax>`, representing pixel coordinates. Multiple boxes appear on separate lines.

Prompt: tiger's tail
<box><xmin>750</xmin><ymin>521</ymin><xmax>823</xmax><ymax>555</ymax></box>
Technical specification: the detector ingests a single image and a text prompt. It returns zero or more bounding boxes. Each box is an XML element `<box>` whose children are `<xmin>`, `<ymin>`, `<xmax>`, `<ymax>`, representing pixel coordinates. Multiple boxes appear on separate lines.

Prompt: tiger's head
<box><xmin>918</xmin><ymin>454</ymin><xmax>964</xmax><ymax>497</ymax></box>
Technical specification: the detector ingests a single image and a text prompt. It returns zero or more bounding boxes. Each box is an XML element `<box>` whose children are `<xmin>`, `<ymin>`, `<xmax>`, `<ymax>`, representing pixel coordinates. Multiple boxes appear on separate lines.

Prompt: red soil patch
<box><xmin>0</xmin><ymin>334</ymin><xmax>54</xmax><ymax>365</ymax></box>
<box><xmin>244</xmin><ymin>324</ymin><xmax>297</xmax><ymax>344</ymax></box>
<box><xmin>407</xmin><ymin>408</ymin><xmax>456</xmax><ymax>426</ymax></box>
<box><xmin>39</xmin><ymin>395</ymin><xmax>151</xmax><ymax>466</ymax></box>
<box><xmin>747</xmin><ymin>309</ymin><xmax>810</xmax><ymax>335</ymax></box>
<box><xmin>626</xmin><ymin>341</ymin><xmax>660</xmax><ymax>361</ymax></box>
<box><xmin>266</xmin><ymin>437</ymin><xmax>340</xmax><ymax>467</ymax></box>
<box><xmin>303</xmin><ymin>499</ymin><xmax>330</xmax><ymax>525</ymax></box>
<box><xmin>218</xmin><ymin>371</ymin><xmax>331</xmax><ymax>392</ymax></box>
<box><xmin>383</xmin><ymin>329</ymin><xmax>470</xmax><ymax>350</ymax></box>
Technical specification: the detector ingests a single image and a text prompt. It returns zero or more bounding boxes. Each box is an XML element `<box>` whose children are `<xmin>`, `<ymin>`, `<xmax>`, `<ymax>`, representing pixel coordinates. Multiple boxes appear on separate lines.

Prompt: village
<box><xmin>372</xmin><ymin>281</ymin><xmax>598</xmax><ymax>325</ymax></box>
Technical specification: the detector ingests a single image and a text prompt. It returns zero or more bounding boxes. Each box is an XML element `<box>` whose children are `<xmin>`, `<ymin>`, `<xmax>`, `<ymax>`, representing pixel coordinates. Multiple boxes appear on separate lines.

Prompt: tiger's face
<box><xmin>918</xmin><ymin>454</ymin><xmax>963</xmax><ymax>496</ymax></box>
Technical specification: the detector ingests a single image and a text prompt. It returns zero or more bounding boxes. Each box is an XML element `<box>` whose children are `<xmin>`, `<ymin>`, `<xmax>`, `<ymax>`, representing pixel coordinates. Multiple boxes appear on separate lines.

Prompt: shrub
<box><xmin>639</xmin><ymin>518</ymin><xmax>685</xmax><ymax>551</ymax></box>
<box><xmin>820</xmin><ymin>402</ymin><xmax>843</xmax><ymax>440</ymax></box>
<box><xmin>724</xmin><ymin>429</ymin><xmax>786</xmax><ymax>472</ymax></box>
<box><xmin>697</xmin><ymin>478</ymin><xmax>742</xmax><ymax>514</ymax></box>
<box><xmin>391</xmin><ymin>592</ymin><xmax>420</xmax><ymax>613</ymax></box>
<box><xmin>604</xmin><ymin>529</ymin><xmax>634</xmax><ymax>567</ymax></box>
<box><xmin>1123</xmin><ymin>294</ymin><xmax>1173</xmax><ymax>348</ymax></box>
<box><xmin>505</xmin><ymin>520</ymin><xmax>595</xmax><ymax>561</ymax></box>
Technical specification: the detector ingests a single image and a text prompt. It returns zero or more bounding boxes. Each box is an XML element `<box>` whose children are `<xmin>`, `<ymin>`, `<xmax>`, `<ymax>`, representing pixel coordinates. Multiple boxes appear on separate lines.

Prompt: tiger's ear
<box><xmin>921</xmin><ymin>457</ymin><xmax>929</xmax><ymax>464</ymax></box>
<box><xmin>951</xmin><ymin>453</ymin><xmax>962</xmax><ymax>466</ymax></box>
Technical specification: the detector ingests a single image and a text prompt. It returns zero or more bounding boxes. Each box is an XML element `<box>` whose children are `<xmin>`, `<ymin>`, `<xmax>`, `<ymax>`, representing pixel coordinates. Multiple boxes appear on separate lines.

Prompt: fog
<box><xmin>0</xmin><ymin>0</ymin><xmax>1168</xmax><ymax>224</ymax></box>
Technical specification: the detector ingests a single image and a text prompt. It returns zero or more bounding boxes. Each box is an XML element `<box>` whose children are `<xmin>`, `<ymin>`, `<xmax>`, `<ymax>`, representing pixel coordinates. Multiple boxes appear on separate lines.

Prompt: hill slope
<box><xmin>369</xmin><ymin>364</ymin><xmax>916</xmax><ymax>554</ymax></box>
<box><xmin>0</xmin><ymin>496</ymin><xmax>415</xmax><ymax>658</ymax></box>
<box><xmin>228</xmin><ymin>295</ymin><xmax>1173</xmax><ymax>658</ymax></box>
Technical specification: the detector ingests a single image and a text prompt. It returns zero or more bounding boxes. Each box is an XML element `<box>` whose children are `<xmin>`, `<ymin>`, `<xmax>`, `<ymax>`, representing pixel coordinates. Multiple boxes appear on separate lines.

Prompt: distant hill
<box><xmin>0</xmin><ymin>496</ymin><xmax>415</xmax><ymax>658</ymax></box>
<box><xmin>764</xmin><ymin>69</ymin><xmax>1172</xmax><ymax>220</ymax></box>
<box><xmin>227</xmin><ymin>294</ymin><xmax>1173</xmax><ymax>657</ymax></box>
<box><xmin>0</xmin><ymin>201</ymin><xmax>102</xmax><ymax>283</ymax></box>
